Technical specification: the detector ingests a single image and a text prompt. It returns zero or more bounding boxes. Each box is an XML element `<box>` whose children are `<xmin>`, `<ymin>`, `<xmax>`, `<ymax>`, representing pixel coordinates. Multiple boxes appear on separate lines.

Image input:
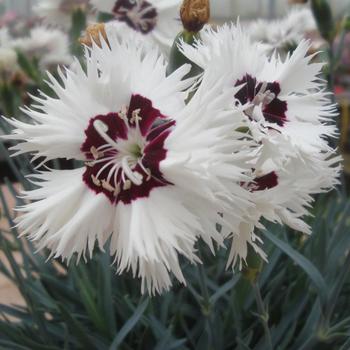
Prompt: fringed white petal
<box><xmin>3</xmin><ymin>32</ymin><xmax>191</xmax><ymax>163</ymax></box>
<box><xmin>16</xmin><ymin>168</ymin><xmax>113</xmax><ymax>262</ymax></box>
<box><xmin>110</xmin><ymin>187</ymin><xmax>202</xmax><ymax>295</ymax></box>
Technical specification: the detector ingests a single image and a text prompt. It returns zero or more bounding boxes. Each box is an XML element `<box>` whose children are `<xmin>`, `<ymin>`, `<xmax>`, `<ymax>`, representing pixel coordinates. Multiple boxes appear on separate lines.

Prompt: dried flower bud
<box><xmin>180</xmin><ymin>0</ymin><xmax>210</xmax><ymax>33</ymax></box>
<box><xmin>11</xmin><ymin>71</ymin><xmax>29</xmax><ymax>89</ymax></box>
<box><xmin>79</xmin><ymin>23</ymin><xmax>108</xmax><ymax>48</ymax></box>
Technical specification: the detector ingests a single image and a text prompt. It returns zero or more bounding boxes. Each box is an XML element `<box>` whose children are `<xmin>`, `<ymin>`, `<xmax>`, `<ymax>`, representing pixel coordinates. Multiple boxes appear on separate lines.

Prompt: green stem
<box><xmin>198</xmin><ymin>264</ymin><xmax>214</xmax><ymax>349</ymax></box>
<box><xmin>198</xmin><ymin>264</ymin><xmax>210</xmax><ymax>303</ymax></box>
<box><xmin>253</xmin><ymin>282</ymin><xmax>273</xmax><ymax>350</ymax></box>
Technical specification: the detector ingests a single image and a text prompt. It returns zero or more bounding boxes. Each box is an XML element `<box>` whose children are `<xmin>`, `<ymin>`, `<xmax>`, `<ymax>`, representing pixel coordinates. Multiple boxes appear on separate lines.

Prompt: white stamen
<box><xmin>91</xmin><ymin>175</ymin><xmax>101</xmax><ymax>187</ymax></box>
<box><xmin>98</xmin><ymin>144</ymin><xmax>114</xmax><ymax>151</ymax></box>
<box><xmin>119</xmin><ymin>105</ymin><xmax>128</xmax><ymax>120</ymax></box>
<box><xmin>88</xmin><ymin>115</ymin><xmax>151</xmax><ymax>193</ymax></box>
<box><xmin>122</xmin><ymin>156</ymin><xmax>143</xmax><ymax>185</ymax></box>
<box><xmin>90</xmin><ymin>146</ymin><xmax>104</xmax><ymax>160</ymax></box>
<box><xmin>96</xmin><ymin>159</ymin><xmax>117</xmax><ymax>180</ymax></box>
<box><xmin>102</xmin><ymin>180</ymin><xmax>115</xmax><ymax>192</ymax></box>
<box><xmin>107</xmin><ymin>163</ymin><xmax>120</xmax><ymax>184</ymax></box>
<box><xmin>130</xmin><ymin>108</ymin><xmax>142</xmax><ymax>124</ymax></box>
<box><xmin>93</xmin><ymin>120</ymin><xmax>120</xmax><ymax>151</ymax></box>
<box><xmin>138</xmin><ymin>160</ymin><xmax>151</xmax><ymax>181</ymax></box>
<box><xmin>244</xmin><ymin>81</ymin><xmax>276</xmax><ymax>119</ymax></box>
<box><xmin>123</xmin><ymin>180</ymin><xmax>132</xmax><ymax>190</ymax></box>
<box><xmin>114</xmin><ymin>185</ymin><xmax>121</xmax><ymax>196</ymax></box>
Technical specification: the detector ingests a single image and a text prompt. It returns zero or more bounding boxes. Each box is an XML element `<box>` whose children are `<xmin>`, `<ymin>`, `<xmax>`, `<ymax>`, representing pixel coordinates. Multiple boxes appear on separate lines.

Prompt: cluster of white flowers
<box><xmin>34</xmin><ymin>0</ymin><xmax>93</xmax><ymax>30</ymax></box>
<box><xmin>12</xmin><ymin>26</ymin><xmax>72</xmax><ymax>70</ymax></box>
<box><xmin>247</xmin><ymin>7</ymin><xmax>317</xmax><ymax>55</ymax></box>
<box><xmin>180</xmin><ymin>24</ymin><xmax>341</xmax><ymax>267</ymax></box>
<box><xmin>0</xmin><ymin>28</ymin><xmax>19</xmax><ymax>77</ymax></box>
<box><xmin>33</xmin><ymin>0</ymin><xmax>184</xmax><ymax>59</ymax></box>
<box><xmin>3</xmin><ymin>1</ymin><xmax>341</xmax><ymax>295</ymax></box>
<box><xmin>0</xmin><ymin>25</ymin><xmax>72</xmax><ymax>74</ymax></box>
<box><xmin>34</xmin><ymin>0</ymin><xmax>182</xmax><ymax>54</ymax></box>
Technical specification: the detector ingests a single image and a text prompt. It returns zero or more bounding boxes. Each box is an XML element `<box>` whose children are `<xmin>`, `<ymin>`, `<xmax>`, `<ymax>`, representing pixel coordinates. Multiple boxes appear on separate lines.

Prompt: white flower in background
<box><xmin>91</xmin><ymin>0</ymin><xmax>182</xmax><ymax>53</ymax></box>
<box><xmin>12</xmin><ymin>26</ymin><xmax>72</xmax><ymax>70</ymax></box>
<box><xmin>181</xmin><ymin>24</ymin><xmax>341</xmax><ymax>268</ymax></box>
<box><xmin>34</xmin><ymin>0</ymin><xmax>93</xmax><ymax>30</ymax></box>
<box><xmin>0</xmin><ymin>28</ymin><xmax>18</xmax><ymax>77</ymax></box>
<box><xmin>4</xmin><ymin>33</ymin><xmax>254</xmax><ymax>294</ymax></box>
<box><xmin>0</xmin><ymin>47</ymin><xmax>18</xmax><ymax>77</ymax></box>
<box><xmin>248</xmin><ymin>7</ymin><xmax>317</xmax><ymax>54</ymax></box>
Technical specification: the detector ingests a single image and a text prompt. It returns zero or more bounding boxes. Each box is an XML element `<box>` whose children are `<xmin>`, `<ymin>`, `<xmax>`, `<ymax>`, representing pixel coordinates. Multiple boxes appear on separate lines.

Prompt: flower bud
<box><xmin>167</xmin><ymin>31</ymin><xmax>203</xmax><ymax>78</ymax></box>
<box><xmin>311</xmin><ymin>0</ymin><xmax>335</xmax><ymax>42</ymax></box>
<box><xmin>79</xmin><ymin>23</ymin><xmax>108</xmax><ymax>48</ymax></box>
<box><xmin>180</xmin><ymin>0</ymin><xmax>210</xmax><ymax>33</ymax></box>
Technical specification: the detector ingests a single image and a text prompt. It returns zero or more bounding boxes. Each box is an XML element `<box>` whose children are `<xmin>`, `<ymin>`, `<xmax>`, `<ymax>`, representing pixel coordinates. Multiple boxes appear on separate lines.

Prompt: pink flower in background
<box><xmin>0</xmin><ymin>11</ymin><xmax>18</xmax><ymax>28</ymax></box>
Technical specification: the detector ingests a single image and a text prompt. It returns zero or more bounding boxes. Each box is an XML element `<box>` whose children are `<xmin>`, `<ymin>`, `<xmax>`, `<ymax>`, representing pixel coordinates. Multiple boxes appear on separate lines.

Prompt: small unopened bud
<box><xmin>11</xmin><ymin>71</ymin><xmax>29</xmax><ymax>89</ymax></box>
<box><xmin>311</xmin><ymin>0</ymin><xmax>335</xmax><ymax>42</ymax></box>
<box><xmin>180</xmin><ymin>0</ymin><xmax>210</xmax><ymax>33</ymax></box>
<box><xmin>79</xmin><ymin>23</ymin><xmax>108</xmax><ymax>48</ymax></box>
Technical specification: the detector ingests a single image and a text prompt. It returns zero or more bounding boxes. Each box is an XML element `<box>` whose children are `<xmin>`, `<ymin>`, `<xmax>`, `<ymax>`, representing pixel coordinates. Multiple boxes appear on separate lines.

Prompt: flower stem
<box><xmin>197</xmin><ymin>264</ymin><xmax>214</xmax><ymax>349</ymax></box>
<box><xmin>253</xmin><ymin>282</ymin><xmax>273</xmax><ymax>350</ymax></box>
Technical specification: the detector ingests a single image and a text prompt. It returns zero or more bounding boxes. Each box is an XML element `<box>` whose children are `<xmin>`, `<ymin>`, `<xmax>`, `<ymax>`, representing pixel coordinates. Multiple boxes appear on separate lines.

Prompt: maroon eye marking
<box><xmin>241</xmin><ymin>171</ymin><xmax>278</xmax><ymax>193</ymax></box>
<box><xmin>235</xmin><ymin>74</ymin><xmax>288</xmax><ymax>127</ymax></box>
<box><xmin>81</xmin><ymin>94</ymin><xmax>173</xmax><ymax>205</ymax></box>
<box><xmin>112</xmin><ymin>0</ymin><xmax>158</xmax><ymax>34</ymax></box>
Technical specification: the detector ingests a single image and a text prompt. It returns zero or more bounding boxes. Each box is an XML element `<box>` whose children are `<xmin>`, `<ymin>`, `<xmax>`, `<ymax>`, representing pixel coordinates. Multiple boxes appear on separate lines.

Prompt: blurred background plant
<box><xmin>0</xmin><ymin>0</ymin><xmax>350</xmax><ymax>349</ymax></box>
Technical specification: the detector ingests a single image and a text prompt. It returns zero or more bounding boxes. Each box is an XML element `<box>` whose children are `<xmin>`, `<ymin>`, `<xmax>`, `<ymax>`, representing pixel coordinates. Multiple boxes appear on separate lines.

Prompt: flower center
<box><xmin>248</xmin><ymin>171</ymin><xmax>279</xmax><ymax>192</ymax></box>
<box><xmin>235</xmin><ymin>74</ymin><xmax>288</xmax><ymax>127</ymax></box>
<box><xmin>81</xmin><ymin>94</ymin><xmax>173</xmax><ymax>204</ymax></box>
<box><xmin>112</xmin><ymin>0</ymin><xmax>158</xmax><ymax>34</ymax></box>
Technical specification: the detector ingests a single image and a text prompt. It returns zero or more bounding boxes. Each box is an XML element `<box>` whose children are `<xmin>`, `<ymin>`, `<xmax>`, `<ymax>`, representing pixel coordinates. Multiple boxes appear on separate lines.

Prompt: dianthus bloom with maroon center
<box><xmin>180</xmin><ymin>23</ymin><xmax>341</xmax><ymax>269</ymax></box>
<box><xmin>81</xmin><ymin>94</ymin><xmax>173</xmax><ymax>205</ymax></box>
<box><xmin>4</xmin><ymin>33</ymin><xmax>254</xmax><ymax>294</ymax></box>
<box><xmin>112</xmin><ymin>0</ymin><xmax>158</xmax><ymax>34</ymax></box>
<box><xmin>91</xmin><ymin>0</ymin><xmax>182</xmax><ymax>52</ymax></box>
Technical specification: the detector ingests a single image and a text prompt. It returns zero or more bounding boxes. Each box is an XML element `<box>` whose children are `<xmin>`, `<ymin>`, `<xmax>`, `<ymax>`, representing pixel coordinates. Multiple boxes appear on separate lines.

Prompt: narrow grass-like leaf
<box><xmin>262</xmin><ymin>229</ymin><xmax>328</xmax><ymax>303</ymax></box>
<box><xmin>57</xmin><ymin>303</ymin><xmax>97</xmax><ymax>350</ymax></box>
<box><xmin>109</xmin><ymin>298</ymin><xmax>149</xmax><ymax>350</ymax></box>
<box><xmin>209</xmin><ymin>275</ymin><xmax>239</xmax><ymax>304</ymax></box>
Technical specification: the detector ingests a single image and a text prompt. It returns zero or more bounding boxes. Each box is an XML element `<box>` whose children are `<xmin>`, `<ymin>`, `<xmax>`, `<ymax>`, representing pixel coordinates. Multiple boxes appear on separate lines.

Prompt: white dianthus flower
<box><xmin>12</xmin><ymin>26</ymin><xmax>72</xmax><ymax>69</ymax></box>
<box><xmin>4</xmin><ymin>32</ymin><xmax>254</xmax><ymax>294</ymax></box>
<box><xmin>180</xmin><ymin>23</ymin><xmax>341</xmax><ymax>268</ymax></box>
<box><xmin>0</xmin><ymin>47</ymin><xmax>18</xmax><ymax>73</ymax></box>
<box><xmin>248</xmin><ymin>7</ymin><xmax>317</xmax><ymax>54</ymax></box>
<box><xmin>91</xmin><ymin>0</ymin><xmax>182</xmax><ymax>53</ymax></box>
<box><xmin>0</xmin><ymin>28</ymin><xmax>18</xmax><ymax>77</ymax></box>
